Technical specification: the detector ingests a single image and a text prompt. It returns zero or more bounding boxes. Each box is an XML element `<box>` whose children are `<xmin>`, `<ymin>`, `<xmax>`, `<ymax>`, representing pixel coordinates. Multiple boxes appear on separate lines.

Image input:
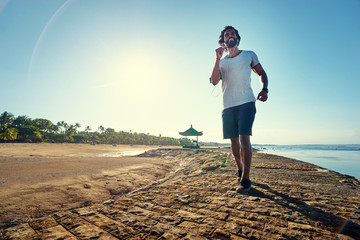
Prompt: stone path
<box><xmin>1</xmin><ymin>149</ymin><xmax>360</xmax><ymax>239</ymax></box>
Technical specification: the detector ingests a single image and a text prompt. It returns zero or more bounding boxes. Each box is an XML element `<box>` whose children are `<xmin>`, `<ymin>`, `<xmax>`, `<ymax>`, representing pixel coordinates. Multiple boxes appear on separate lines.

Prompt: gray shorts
<box><xmin>222</xmin><ymin>102</ymin><xmax>256</xmax><ymax>139</ymax></box>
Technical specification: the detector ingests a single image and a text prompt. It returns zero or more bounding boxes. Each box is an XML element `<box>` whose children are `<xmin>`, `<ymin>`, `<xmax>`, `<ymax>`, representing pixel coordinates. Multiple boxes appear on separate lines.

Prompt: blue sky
<box><xmin>1</xmin><ymin>0</ymin><xmax>359</xmax><ymax>144</ymax></box>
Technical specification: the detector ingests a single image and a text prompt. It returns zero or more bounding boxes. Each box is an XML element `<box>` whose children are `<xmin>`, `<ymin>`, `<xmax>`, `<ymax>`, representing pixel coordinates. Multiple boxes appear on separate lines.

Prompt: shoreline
<box><xmin>1</xmin><ymin>145</ymin><xmax>360</xmax><ymax>239</ymax></box>
<box><xmin>256</xmin><ymin>145</ymin><xmax>360</xmax><ymax>180</ymax></box>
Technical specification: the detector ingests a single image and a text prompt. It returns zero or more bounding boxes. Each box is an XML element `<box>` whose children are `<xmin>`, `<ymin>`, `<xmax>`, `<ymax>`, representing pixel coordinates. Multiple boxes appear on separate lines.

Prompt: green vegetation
<box><xmin>218</xmin><ymin>153</ymin><xmax>232</xmax><ymax>168</ymax></box>
<box><xmin>0</xmin><ymin>111</ymin><xmax>180</xmax><ymax>145</ymax></box>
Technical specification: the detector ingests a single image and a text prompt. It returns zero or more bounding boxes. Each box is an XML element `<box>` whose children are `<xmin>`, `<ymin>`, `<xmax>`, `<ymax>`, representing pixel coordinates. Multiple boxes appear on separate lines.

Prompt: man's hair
<box><xmin>218</xmin><ymin>26</ymin><xmax>241</xmax><ymax>47</ymax></box>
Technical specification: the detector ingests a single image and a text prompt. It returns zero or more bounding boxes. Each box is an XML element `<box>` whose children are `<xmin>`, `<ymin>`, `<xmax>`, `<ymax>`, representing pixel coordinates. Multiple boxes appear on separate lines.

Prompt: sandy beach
<box><xmin>0</xmin><ymin>143</ymin><xmax>178</xmax><ymax>228</ymax></box>
<box><xmin>1</xmin><ymin>144</ymin><xmax>360</xmax><ymax>239</ymax></box>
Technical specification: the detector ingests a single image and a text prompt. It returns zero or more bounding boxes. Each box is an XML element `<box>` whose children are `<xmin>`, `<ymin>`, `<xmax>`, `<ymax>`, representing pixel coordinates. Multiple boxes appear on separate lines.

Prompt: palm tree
<box><xmin>64</xmin><ymin>124</ymin><xmax>76</xmax><ymax>142</ymax></box>
<box><xmin>98</xmin><ymin>125</ymin><xmax>105</xmax><ymax>133</ymax></box>
<box><xmin>0</xmin><ymin>128</ymin><xmax>18</xmax><ymax>141</ymax></box>
<box><xmin>33</xmin><ymin>118</ymin><xmax>55</xmax><ymax>133</ymax></box>
<box><xmin>17</xmin><ymin>125</ymin><xmax>42</xmax><ymax>142</ymax></box>
<box><xmin>74</xmin><ymin>123</ymin><xmax>81</xmax><ymax>134</ymax></box>
<box><xmin>0</xmin><ymin>111</ymin><xmax>15</xmax><ymax>131</ymax></box>
<box><xmin>104</xmin><ymin>128</ymin><xmax>116</xmax><ymax>144</ymax></box>
<box><xmin>63</xmin><ymin>122</ymin><xmax>69</xmax><ymax>132</ymax></box>
<box><xmin>13</xmin><ymin>115</ymin><xmax>31</xmax><ymax>127</ymax></box>
<box><xmin>57</xmin><ymin>121</ymin><xmax>65</xmax><ymax>134</ymax></box>
<box><xmin>85</xmin><ymin>126</ymin><xmax>91</xmax><ymax>141</ymax></box>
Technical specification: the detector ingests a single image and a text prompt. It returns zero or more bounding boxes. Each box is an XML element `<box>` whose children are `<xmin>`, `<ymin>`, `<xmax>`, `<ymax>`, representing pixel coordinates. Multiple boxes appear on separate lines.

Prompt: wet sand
<box><xmin>0</xmin><ymin>143</ymin><xmax>178</xmax><ymax>227</ymax></box>
<box><xmin>0</xmin><ymin>143</ymin><xmax>159</xmax><ymax>158</ymax></box>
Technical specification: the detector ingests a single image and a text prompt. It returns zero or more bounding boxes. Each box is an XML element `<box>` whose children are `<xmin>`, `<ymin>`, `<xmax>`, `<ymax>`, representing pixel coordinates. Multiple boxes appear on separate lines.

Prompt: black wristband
<box><xmin>262</xmin><ymin>88</ymin><xmax>269</xmax><ymax>93</ymax></box>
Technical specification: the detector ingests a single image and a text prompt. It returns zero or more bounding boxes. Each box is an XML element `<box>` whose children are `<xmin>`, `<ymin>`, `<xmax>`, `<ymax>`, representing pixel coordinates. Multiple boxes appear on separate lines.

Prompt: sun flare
<box><xmin>104</xmin><ymin>48</ymin><xmax>167</xmax><ymax>99</ymax></box>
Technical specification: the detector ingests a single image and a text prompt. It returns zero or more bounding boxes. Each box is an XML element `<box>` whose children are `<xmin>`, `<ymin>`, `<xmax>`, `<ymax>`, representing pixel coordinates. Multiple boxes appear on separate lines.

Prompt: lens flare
<box><xmin>27</xmin><ymin>0</ymin><xmax>74</xmax><ymax>84</ymax></box>
<box><xmin>0</xmin><ymin>0</ymin><xmax>10</xmax><ymax>14</ymax></box>
<box><xmin>335</xmin><ymin>199</ymin><xmax>360</xmax><ymax>239</ymax></box>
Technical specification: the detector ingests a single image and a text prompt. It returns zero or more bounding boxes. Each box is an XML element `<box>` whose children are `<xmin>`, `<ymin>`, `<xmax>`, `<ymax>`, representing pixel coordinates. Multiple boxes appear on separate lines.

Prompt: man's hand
<box><xmin>215</xmin><ymin>47</ymin><xmax>225</xmax><ymax>60</ymax></box>
<box><xmin>257</xmin><ymin>90</ymin><xmax>268</xmax><ymax>102</ymax></box>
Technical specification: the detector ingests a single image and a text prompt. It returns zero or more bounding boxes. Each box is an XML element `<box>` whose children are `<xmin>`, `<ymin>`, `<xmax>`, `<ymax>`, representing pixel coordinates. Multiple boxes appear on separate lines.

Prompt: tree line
<box><xmin>0</xmin><ymin>111</ymin><xmax>181</xmax><ymax>145</ymax></box>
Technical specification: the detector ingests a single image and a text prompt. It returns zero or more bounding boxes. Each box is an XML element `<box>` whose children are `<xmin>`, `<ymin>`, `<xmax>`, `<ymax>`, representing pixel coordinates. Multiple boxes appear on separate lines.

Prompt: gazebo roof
<box><xmin>179</xmin><ymin>125</ymin><xmax>203</xmax><ymax>136</ymax></box>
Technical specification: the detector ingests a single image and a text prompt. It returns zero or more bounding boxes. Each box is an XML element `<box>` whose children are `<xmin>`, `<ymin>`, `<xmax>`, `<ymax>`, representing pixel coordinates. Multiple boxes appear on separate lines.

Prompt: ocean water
<box><xmin>98</xmin><ymin>150</ymin><xmax>146</xmax><ymax>157</ymax></box>
<box><xmin>254</xmin><ymin>144</ymin><xmax>360</xmax><ymax>180</ymax></box>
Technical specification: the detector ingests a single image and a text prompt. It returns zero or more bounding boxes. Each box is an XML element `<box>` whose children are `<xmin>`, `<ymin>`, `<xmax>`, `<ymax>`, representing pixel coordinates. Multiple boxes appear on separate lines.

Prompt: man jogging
<box><xmin>210</xmin><ymin>26</ymin><xmax>268</xmax><ymax>193</ymax></box>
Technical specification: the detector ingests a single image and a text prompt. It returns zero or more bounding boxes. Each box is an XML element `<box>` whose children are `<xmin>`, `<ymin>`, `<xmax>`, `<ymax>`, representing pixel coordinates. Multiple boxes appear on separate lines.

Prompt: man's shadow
<box><xmin>247</xmin><ymin>182</ymin><xmax>360</xmax><ymax>239</ymax></box>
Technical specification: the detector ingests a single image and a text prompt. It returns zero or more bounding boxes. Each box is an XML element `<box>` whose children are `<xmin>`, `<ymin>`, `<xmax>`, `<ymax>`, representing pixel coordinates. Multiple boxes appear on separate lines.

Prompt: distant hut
<box><xmin>179</xmin><ymin>125</ymin><xmax>203</xmax><ymax>148</ymax></box>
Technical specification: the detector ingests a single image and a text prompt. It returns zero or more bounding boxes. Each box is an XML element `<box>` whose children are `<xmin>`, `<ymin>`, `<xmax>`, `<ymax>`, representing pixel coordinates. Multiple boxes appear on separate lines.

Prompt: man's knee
<box><xmin>230</xmin><ymin>137</ymin><xmax>240</xmax><ymax>145</ymax></box>
<box><xmin>239</xmin><ymin>135</ymin><xmax>251</xmax><ymax>147</ymax></box>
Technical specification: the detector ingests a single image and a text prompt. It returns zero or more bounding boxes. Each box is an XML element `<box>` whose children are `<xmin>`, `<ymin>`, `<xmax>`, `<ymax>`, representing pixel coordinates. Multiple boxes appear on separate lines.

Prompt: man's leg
<box><xmin>230</xmin><ymin>137</ymin><xmax>243</xmax><ymax>176</ymax></box>
<box><xmin>239</xmin><ymin>135</ymin><xmax>252</xmax><ymax>180</ymax></box>
<box><xmin>236</xmin><ymin>135</ymin><xmax>252</xmax><ymax>193</ymax></box>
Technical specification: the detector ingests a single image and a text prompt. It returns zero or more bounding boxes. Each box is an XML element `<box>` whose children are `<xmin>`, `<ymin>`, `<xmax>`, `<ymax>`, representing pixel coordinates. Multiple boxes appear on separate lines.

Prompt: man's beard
<box><xmin>225</xmin><ymin>38</ymin><xmax>238</xmax><ymax>48</ymax></box>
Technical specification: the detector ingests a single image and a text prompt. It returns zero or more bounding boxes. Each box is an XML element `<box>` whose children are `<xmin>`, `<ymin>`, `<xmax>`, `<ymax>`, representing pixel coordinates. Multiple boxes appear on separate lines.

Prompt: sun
<box><xmin>122</xmin><ymin>54</ymin><xmax>162</xmax><ymax>91</ymax></box>
<box><xmin>99</xmin><ymin>47</ymin><xmax>168</xmax><ymax>102</ymax></box>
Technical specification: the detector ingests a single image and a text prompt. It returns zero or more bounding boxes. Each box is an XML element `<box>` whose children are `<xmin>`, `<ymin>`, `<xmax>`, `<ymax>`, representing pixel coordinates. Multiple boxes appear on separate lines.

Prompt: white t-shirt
<box><xmin>219</xmin><ymin>50</ymin><xmax>259</xmax><ymax>109</ymax></box>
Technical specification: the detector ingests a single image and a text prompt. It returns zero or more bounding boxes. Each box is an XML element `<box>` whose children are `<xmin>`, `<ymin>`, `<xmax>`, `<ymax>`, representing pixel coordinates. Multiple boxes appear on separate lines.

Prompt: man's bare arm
<box><xmin>210</xmin><ymin>59</ymin><xmax>221</xmax><ymax>85</ymax></box>
<box><xmin>210</xmin><ymin>47</ymin><xmax>225</xmax><ymax>86</ymax></box>
<box><xmin>252</xmin><ymin>63</ymin><xmax>268</xmax><ymax>102</ymax></box>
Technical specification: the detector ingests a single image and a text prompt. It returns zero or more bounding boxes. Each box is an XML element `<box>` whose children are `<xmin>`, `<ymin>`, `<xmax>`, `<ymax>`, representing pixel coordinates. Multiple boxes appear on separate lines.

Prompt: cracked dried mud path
<box><xmin>1</xmin><ymin>148</ymin><xmax>360</xmax><ymax>239</ymax></box>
